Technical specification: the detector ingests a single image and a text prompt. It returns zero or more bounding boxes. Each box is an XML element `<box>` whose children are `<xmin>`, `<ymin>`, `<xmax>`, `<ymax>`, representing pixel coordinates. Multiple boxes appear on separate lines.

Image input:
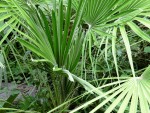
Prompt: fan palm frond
<box><xmin>71</xmin><ymin>66</ymin><xmax>150</xmax><ymax>113</ymax></box>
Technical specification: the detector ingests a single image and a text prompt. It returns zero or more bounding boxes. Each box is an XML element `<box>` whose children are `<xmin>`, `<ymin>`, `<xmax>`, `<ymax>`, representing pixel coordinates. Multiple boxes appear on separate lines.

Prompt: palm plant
<box><xmin>0</xmin><ymin>0</ymin><xmax>86</xmax><ymax>112</ymax></box>
<box><xmin>69</xmin><ymin>0</ymin><xmax>150</xmax><ymax>112</ymax></box>
<box><xmin>0</xmin><ymin>0</ymin><xmax>150</xmax><ymax>113</ymax></box>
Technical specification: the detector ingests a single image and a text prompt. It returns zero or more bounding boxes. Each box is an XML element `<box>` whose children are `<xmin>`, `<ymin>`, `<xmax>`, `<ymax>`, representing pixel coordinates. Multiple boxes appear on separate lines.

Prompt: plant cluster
<box><xmin>0</xmin><ymin>0</ymin><xmax>150</xmax><ymax>113</ymax></box>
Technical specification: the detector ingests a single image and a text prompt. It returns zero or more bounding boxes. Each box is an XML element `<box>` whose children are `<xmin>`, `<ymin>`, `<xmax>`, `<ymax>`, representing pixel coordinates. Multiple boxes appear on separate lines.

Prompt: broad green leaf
<box><xmin>144</xmin><ymin>46</ymin><xmax>150</xmax><ymax>53</ymax></box>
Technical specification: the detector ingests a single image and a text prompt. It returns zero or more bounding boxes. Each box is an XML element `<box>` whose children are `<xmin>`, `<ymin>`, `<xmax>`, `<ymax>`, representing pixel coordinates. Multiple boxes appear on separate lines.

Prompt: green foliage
<box><xmin>0</xmin><ymin>0</ymin><xmax>150</xmax><ymax>113</ymax></box>
<box><xmin>144</xmin><ymin>46</ymin><xmax>150</xmax><ymax>53</ymax></box>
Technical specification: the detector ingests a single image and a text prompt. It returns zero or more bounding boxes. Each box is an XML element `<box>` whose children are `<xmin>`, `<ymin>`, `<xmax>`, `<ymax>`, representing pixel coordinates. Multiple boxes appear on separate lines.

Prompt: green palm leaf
<box><xmin>71</xmin><ymin>66</ymin><xmax>150</xmax><ymax>113</ymax></box>
<box><xmin>1</xmin><ymin>0</ymin><xmax>150</xmax><ymax>112</ymax></box>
